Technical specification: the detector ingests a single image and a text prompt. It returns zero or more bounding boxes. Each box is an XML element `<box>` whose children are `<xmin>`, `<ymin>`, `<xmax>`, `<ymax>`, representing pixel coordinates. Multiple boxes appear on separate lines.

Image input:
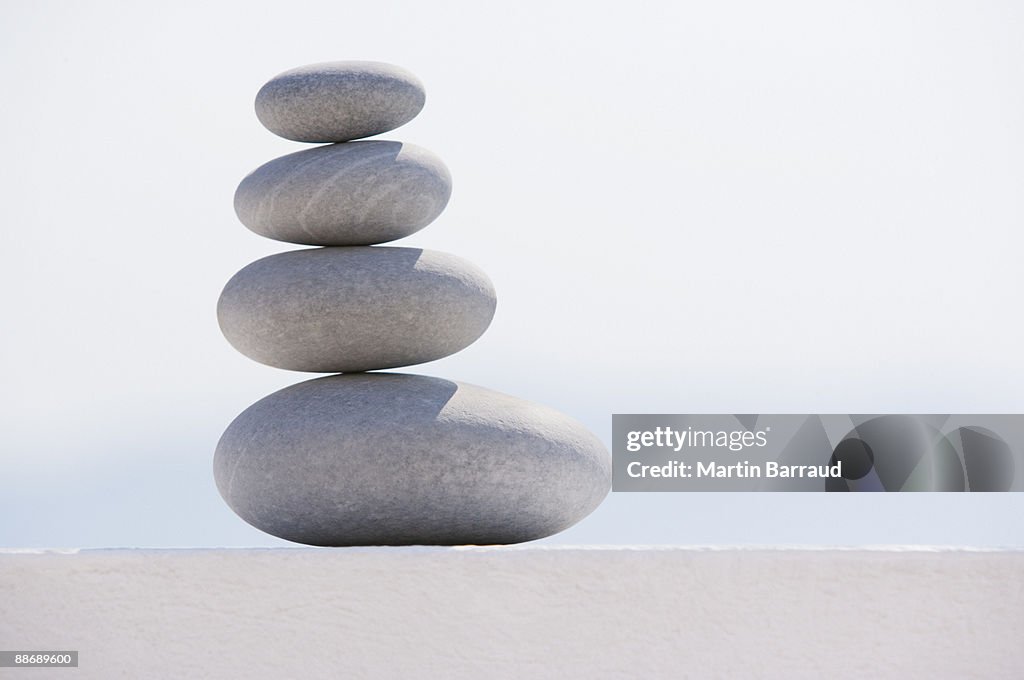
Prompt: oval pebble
<box><xmin>217</xmin><ymin>247</ymin><xmax>496</xmax><ymax>373</ymax></box>
<box><xmin>255</xmin><ymin>61</ymin><xmax>425</xmax><ymax>143</ymax></box>
<box><xmin>214</xmin><ymin>373</ymin><xmax>611</xmax><ymax>546</ymax></box>
<box><xmin>234</xmin><ymin>141</ymin><xmax>451</xmax><ymax>246</ymax></box>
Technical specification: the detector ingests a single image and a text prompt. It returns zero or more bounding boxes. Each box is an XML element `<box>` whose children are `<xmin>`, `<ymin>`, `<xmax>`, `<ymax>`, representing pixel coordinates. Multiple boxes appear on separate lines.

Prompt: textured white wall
<box><xmin>2</xmin><ymin>547</ymin><xmax>1021</xmax><ymax>679</ymax></box>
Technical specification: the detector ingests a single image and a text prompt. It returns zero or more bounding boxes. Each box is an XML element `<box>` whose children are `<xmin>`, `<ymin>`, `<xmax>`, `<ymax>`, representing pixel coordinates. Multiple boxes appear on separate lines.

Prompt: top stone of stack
<box><xmin>255</xmin><ymin>61</ymin><xmax>426</xmax><ymax>142</ymax></box>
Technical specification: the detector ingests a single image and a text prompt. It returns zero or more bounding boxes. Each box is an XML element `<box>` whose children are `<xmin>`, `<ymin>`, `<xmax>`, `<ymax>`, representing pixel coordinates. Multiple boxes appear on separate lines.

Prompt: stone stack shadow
<box><xmin>215</xmin><ymin>61</ymin><xmax>610</xmax><ymax>546</ymax></box>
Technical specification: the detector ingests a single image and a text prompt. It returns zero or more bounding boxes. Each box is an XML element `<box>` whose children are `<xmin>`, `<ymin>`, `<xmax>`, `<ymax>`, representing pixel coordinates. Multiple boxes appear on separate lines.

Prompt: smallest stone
<box><xmin>255</xmin><ymin>61</ymin><xmax>426</xmax><ymax>143</ymax></box>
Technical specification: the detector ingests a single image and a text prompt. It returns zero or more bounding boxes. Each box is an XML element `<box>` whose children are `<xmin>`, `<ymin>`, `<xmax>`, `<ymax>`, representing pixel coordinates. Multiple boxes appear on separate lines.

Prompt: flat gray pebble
<box><xmin>217</xmin><ymin>247</ymin><xmax>496</xmax><ymax>372</ymax></box>
<box><xmin>255</xmin><ymin>61</ymin><xmax>425</xmax><ymax>143</ymax></box>
<box><xmin>214</xmin><ymin>373</ymin><xmax>611</xmax><ymax>546</ymax></box>
<box><xmin>234</xmin><ymin>141</ymin><xmax>451</xmax><ymax>246</ymax></box>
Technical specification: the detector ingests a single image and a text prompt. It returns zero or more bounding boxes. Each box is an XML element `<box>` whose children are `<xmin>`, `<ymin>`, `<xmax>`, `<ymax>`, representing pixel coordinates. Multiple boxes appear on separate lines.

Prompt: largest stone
<box><xmin>217</xmin><ymin>247</ymin><xmax>496</xmax><ymax>372</ymax></box>
<box><xmin>214</xmin><ymin>373</ymin><xmax>611</xmax><ymax>546</ymax></box>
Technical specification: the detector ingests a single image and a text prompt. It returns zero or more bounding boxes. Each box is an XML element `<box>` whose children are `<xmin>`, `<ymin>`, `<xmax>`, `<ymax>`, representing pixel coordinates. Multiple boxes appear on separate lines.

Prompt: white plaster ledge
<box><xmin>2</xmin><ymin>547</ymin><xmax>1021</xmax><ymax>679</ymax></box>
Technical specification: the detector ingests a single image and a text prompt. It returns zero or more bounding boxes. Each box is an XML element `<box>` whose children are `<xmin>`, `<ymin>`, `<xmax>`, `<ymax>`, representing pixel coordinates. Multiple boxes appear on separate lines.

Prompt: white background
<box><xmin>2</xmin><ymin>1</ymin><xmax>1022</xmax><ymax>547</ymax></box>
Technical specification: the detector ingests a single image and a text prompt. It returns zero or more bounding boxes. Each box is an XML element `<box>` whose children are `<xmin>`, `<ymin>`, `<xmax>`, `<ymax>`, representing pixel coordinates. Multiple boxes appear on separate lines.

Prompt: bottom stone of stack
<box><xmin>214</xmin><ymin>373</ymin><xmax>611</xmax><ymax>546</ymax></box>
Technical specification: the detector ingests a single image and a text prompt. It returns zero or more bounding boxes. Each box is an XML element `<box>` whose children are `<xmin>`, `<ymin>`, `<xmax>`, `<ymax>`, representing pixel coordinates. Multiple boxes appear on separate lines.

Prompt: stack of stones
<box><xmin>215</xmin><ymin>61</ymin><xmax>610</xmax><ymax>546</ymax></box>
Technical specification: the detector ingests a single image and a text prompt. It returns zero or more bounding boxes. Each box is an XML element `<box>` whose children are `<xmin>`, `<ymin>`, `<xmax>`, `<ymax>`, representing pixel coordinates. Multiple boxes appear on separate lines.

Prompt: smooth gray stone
<box><xmin>214</xmin><ymin>373</ymin><xmax>611</xmax><ymax>546</ymax></box>
<box><xmin>217</xmin><ymin>247</ymin><xmax>496</xmax><ymax>372</ymax></box>
<box><xmin>255</xmin><ymin>61</ymin><xmax>425</xmax><ymax>143</ymax></box>
<box><xmin>234</xmin><ymin>141</ymin><xmax>451</xmax><ymax>246</ymax></box>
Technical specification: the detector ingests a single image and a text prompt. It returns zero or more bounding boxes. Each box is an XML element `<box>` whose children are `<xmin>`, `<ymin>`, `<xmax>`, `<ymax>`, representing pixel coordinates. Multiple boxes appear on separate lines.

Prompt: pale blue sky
<box><xmin>2</xmin><ymin>1</ymin><xmax>1022</xmax><ymax>547</ymax></box>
